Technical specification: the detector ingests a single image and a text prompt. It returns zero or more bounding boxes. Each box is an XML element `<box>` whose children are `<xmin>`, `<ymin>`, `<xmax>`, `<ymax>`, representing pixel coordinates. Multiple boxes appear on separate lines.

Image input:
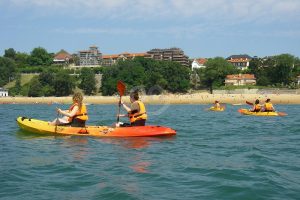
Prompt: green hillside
<box><xmin>4</xmin><ymin>74</ymin><xmax>37</xmax><ymax>89</ymax></box>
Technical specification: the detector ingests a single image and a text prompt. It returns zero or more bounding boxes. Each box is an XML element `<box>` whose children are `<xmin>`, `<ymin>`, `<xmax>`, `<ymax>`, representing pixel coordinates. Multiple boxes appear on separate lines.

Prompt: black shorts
<box><xmin>131</xmin><ymin>119</ymin><xmax>146</xmax><ymax>126</ymax></box>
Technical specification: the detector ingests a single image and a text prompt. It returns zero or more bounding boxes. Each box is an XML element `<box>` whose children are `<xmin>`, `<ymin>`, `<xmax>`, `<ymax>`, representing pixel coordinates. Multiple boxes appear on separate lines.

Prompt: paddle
<box><xmin>55</xmin><ymin>111</ymin><xmax>59</xmax><ymax>134</ymax></box>
<box><xmin>277</xmin><ymin>112</ymin><xmax>288</xmax><ymax>116</ymax></box>
<box><xmin>116</xmin><ymin>80</ymin><xmax>126</xmax><ymax>123</ymax></box>
<box><xmin>246</xmin><ymin>101</ymin><xmax>253</xmax><ymax>106</ymax></box>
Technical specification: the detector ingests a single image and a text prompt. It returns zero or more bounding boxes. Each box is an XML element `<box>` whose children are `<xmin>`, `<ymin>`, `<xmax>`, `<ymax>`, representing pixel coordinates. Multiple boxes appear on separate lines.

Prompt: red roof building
<box><xmin>53</xmin><ymin>50</ymin><xmax>72</xmax><ymax>64</ymax></box>
<box><xmin>227</xmin><ymin>54</ymin><xmax>252</xmax><ymax>70</ymax></box>
<box><xmin>225</xmin><ymin>74</ymin><xmax>256</xmax><ymax>86</ymax></box>
<box><xmin>192</xmin><ymin>58</ymin><xmax>207</xmax><ymax>70</ymax></box>
<box><xmin>102</xmin><ymin>52</ymin><xmax>148</xmax><ymax>66</ymax></box>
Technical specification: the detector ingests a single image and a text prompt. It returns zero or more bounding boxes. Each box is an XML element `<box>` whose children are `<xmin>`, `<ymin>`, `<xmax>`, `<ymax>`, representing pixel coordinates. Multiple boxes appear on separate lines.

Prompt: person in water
<box><xmin>117</xmin><ymin>91</ymin><xmax>147</xmax><ymax>126</ymax></box>
<box><xmin>263</xmin><ymin>98</ymin><xmax>275</xmax><ymax>112</ymax></box>
<box><xmin>214</xmin><ymin>100</ymin><xmax>221</xmax><ymax>109</ymax></box>
<box><xmin>49</xmin><ymin>92</ymin><xmax>88</xmax><ymax>127</ymax></box>
<box><xmin>250</xmin><ymin>99</ymin><xmax>261</xmax><ymax>112</ymax></box>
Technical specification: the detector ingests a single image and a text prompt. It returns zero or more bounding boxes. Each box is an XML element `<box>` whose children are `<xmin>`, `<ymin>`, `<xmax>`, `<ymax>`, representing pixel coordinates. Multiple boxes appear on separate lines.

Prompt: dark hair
<box><xmin>130</xmin><ymin>92</ymin><xmax>139</xmax><ymax>100</ymax></box>
<box><xmin>255</xmin><ymin>99</ymin><xmax>260</xmax><ymax>104</ymax></box>
<box><xmin>215</xmin><ymin>100</ymin><xmax>219</xmax><ymax>103</ymax></box>
<box><xmin>266</xmin><ymin>98</ymin><xmax>270</xmax><ymax>102</ymax></box>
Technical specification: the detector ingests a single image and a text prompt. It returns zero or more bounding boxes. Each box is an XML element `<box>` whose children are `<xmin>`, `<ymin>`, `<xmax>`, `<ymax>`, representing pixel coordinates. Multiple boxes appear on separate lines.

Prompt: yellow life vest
<box><xmin>68</xmin><ymin>103</ymin><xmax>88</xmax><ymax>122</ymax></box>
<box><xmin>264</xmin><ymin>102</ymin><xmax>273</xmax><ymax>111</ymax></box>
<box><xmin>128</xmin><ymin>100</ymin><xmax>147</xmax><ymax>123</ymax></box>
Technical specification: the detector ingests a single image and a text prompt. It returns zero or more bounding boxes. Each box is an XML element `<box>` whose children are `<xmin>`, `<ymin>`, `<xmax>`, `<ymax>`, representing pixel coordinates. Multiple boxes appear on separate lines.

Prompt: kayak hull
<box><xmin>209</xmin><ymin>107</ymin><xmax>225</xmax><ymax>112</ymax></box>
<box><xmin>238</xmin><ymin>109</ymin><xmax>284</xmax><ymax>116</ymax></box>
<box><xmin>16</xmin><ymin>117</ymin><xmax>176</xmax><ymax>137</ymax></box>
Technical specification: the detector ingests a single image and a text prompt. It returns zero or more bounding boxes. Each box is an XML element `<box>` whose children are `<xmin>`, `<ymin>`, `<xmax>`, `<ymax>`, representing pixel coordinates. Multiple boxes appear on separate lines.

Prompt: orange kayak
<box><xmin>16</xmin><ymin>117</ymin><xmax>176</xmax><ymax>137</ymax></box>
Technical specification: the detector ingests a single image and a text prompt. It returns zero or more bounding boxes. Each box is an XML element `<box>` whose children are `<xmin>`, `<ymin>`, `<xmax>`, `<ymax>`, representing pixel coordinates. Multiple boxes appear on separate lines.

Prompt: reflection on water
<box><xmin>100</xmin><ymin>136</ymin><xmax>175</xmax><ymax>149</ymax></box>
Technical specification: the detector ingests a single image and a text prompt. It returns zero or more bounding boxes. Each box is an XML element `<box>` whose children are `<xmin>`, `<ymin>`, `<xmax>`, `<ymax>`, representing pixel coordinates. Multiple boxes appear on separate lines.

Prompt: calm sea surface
<box><xmin>0</xmin><ymin>103</ymin><xmax>299</xmax><ymax>200</ymax></box>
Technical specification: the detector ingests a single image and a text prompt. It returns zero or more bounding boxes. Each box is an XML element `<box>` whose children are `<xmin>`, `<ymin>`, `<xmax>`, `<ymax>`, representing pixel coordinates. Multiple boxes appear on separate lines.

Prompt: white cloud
<box><xmin>7</xmin><ymin>0</ymin><xmax>300</xmax><ymax>22</ymax></box>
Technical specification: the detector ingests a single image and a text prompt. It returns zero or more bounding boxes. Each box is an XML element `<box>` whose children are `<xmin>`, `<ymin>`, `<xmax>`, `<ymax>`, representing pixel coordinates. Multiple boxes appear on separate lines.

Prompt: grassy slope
<box><xmin>4</xmin><ymin>74</ymin><xmax>37</xmax><ymax>89</ymax></box>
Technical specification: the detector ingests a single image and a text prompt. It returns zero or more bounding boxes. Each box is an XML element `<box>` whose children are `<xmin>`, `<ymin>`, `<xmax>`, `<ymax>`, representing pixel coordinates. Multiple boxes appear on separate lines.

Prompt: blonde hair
<box><xmin>73</xmin><ymin>92</ymin><xmax>83</xmax><ymax>109</ymax></box>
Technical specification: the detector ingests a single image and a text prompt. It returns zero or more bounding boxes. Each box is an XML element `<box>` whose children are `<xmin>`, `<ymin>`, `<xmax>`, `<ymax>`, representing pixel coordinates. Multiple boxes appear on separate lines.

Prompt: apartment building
<box><xmin>78</xmin><ymin>46</ymin><xmax>102</xmax><ymax>66</ymax></box>
<box><xmin>145</xmin><ymin>48</ymin><xmax>189</xmax><ymax>67</ymax></box>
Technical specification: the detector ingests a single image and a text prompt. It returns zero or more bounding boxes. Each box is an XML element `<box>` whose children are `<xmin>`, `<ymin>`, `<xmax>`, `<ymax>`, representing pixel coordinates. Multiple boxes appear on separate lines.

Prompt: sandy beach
<box><xmin>1</xmin><ymin>93</ymin><xmax>300</xmax><ymax>105</ymax></box>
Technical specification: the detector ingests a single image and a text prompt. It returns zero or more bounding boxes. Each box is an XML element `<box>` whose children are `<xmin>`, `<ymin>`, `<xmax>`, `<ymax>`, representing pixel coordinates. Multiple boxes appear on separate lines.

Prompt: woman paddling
<box><xmin>117</xmin><ymin>91</ymin><xmax>147</xmax><ymax>127</ymax></box>
<box><xmin>250</xmin><ymin>99</ymin><xmax>262</xmax><ymax>112</ymax></box>
<box><xmin>263</xmin><ymin>98</ymin><xmax>275</xmax><ymax>112</ymax></box>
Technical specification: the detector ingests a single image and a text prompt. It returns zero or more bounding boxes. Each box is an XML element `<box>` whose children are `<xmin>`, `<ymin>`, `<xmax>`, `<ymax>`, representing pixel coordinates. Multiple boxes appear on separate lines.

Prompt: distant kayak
<box><xmin>238</xmin><ymin>109</ymin><xmax>287</xmax><ymax>116</ymax></box>
<box><xmin>16</xmin><ymin>117</ymin><xmax>176</xmax><ymax>137</ymax></box>
<box><xmin>208</xmin><ymin>106</ymin><xmax>225</xmax><ymax>112</ymax></box>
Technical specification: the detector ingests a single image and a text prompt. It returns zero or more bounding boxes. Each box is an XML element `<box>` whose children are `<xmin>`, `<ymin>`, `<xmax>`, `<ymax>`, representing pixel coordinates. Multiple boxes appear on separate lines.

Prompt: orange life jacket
<box><xmin>128</xmin><ymin>100</ymin><xmax>147</xmax><ymax>123</ymax></box>
<box><xmin>254</xmin><ymin>104</ymin><xmax>261</xmax><ymax>112</ymax></box>
<box><xmin>68</xmin><ymin>103</ymin><xmax>88</xmax><ymax>122</ymax></box>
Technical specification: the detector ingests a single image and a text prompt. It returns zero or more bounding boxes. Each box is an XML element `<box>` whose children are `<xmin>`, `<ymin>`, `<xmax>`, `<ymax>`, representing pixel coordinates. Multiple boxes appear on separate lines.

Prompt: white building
<box><xmin>0</xmin><ymin>88</ymin><xmax>8</xmax><ymax>97</ymax></box>
<box><xmin>191</xmin><ymin>58</ymin><xmax>207</xmax><ymax>71</ymax></box>
<box><xmin>298</xmin><ymin>75</ymin><xmax>300</xmax><ymax>85</ymax></box>
<box><xmin>226</xmin><ymin>54</ymin><xmax>252</xmax><ymax>70</ymax></box>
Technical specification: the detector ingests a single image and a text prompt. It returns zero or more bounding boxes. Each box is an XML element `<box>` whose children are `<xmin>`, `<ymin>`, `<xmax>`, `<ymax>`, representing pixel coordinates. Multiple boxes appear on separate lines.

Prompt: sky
<box><xmin>0</xmin><ymin>0</ymin><xmax>300</xmax><ymax>58</ymax></box>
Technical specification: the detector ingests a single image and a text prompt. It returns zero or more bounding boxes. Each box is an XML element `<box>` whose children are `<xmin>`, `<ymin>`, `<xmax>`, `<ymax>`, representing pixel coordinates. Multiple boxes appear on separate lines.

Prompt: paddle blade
<box><xmin>238</xmin><ymin>109</ymin><xmax>244</xmax><ymax>113</ymax></box>
<box><xmin>117</xmin><ymin>80</ymin><xmax>126</xmax><ymax>96</ymax></box>
<box><xmin>277</xmin><ymin>112</ymin><xmax>288</xmax><ymax>116</ymax></box>
<box><xmin>246</xmin><ymin>101</ymin><xmax>253</xmax><ymax>106</ymax></box>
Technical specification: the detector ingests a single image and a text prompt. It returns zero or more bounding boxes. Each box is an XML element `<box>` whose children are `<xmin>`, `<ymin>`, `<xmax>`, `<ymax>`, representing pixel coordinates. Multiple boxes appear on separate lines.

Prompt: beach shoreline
<box><xmin>1</xmin><ymin>93</ymin><xmax>300</xmax><ymax>105</ymax></box>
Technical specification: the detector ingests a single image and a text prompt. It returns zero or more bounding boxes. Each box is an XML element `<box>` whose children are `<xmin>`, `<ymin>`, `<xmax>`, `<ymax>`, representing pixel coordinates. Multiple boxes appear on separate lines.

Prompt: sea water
<box><xmin>0</xmin><ymin>104</ymin><xmax>299</xmax><ymax>199</ymax></box>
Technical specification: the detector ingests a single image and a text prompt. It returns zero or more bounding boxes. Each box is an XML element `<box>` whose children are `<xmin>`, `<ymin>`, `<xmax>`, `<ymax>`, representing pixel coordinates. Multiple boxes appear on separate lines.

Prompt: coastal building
<box><xmin>145</xmin><ymin>48</ymin><xmax>189</xmax><ymax>67</ymax></box>
<box><xmin>0</xmin><ymin>88</ymin><xmax>8</xmax><ymax>97</ymax></box>
<box><xmin>225</xmin><ymin>74</ymin><xmax>256</xmax><ymax>86</ymax></box>
<box><xmin>53</xmin><ymin>49</ymin><xmax>72</xmax><ymax>65</ymax></box>
<box><xmin>226</xmin><ymin>54</ymin><xmax>252</xmax><ymax>70</ymax></box>
<box><xmin>102</xmin><ymin>52</ymin><xmax>148</xmax><ymax>67</ymax></box>
<box><xmin>78</xmin><ymin>46</ymin><xmax>102</xmax><ymax>67</ymax></box>
<box><xmin>191</xmin><ymin>58</ymin><xmax>207</xmax><ymax>71</ymax></box>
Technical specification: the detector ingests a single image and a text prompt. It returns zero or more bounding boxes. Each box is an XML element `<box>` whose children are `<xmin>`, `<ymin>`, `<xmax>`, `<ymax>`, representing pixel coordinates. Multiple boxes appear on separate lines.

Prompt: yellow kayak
<box><xmin>209</xmin><ymin>106</ymin><xmax>225</xmax><ymax>112</ymax></box>
<box><xmin>238</xmin><ymin>109</ymin><xmax>287</xmax><ymax>116</ymax></box>
<box><xmin>16</xmin><ymin>117</ymin><xmax>176</xmax><ymax>137</ymax></box>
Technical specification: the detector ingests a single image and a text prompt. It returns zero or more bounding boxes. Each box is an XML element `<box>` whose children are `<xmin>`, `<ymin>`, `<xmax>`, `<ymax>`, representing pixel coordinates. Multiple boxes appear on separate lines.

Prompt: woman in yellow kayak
<box><xmin>250</xmin><ymin>99</ymin><xmax>262</xmax><ymax>112</ymax></box>
<box><xmin>263</xmin><ymin>98</ymin><xmax>275</xmax><ymax>112</ymax></box>
<box><xmin>49</xmin><ymin>92</ymin><xmax>88</xmax><ymax>127</ymax></box>
<box><xmin>214</xmin><ymin>100</ymin><xmax>221</xmax><ymax>109</ymax></box>
<box><xmin>117</xmin><ymin>91</ymin><xmax>147</xmax><ymax>126</ymax></box>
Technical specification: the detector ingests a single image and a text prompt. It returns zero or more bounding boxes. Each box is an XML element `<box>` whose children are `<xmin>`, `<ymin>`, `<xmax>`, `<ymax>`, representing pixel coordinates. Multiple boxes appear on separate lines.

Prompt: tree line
<box><xmin>0</xmin><ymin>47</ymin><xmax>98</xmax><ymax>96</ymax></box>
<box><xmin>0</xmin><ymin>46</ymin><xmax>300</xmax><ymax>96</ymax></box>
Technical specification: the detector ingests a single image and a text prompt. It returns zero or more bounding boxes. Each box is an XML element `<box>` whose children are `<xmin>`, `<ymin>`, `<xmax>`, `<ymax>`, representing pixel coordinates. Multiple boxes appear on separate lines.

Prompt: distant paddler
<box><xmin>263</xmin><ymin>98</ymin><xmax>275</xmax><ymax>112</ymax></box>
<box><xmin>208</xmin><ymin>100</ymin><xmax>225</xmax><ymax>111</ymax></box>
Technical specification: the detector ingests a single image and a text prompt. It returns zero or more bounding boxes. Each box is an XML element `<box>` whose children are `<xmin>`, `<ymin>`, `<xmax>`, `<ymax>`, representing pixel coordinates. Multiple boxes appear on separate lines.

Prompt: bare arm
<box><xmin>57</xmin><ymin>106</ymin><xmax>79</xmax><ymax>117</ymax></box>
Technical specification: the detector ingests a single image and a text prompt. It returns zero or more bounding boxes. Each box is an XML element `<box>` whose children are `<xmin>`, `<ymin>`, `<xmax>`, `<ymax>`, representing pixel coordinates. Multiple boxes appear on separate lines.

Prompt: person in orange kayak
<box><xmin>263</xmin><ymin>98</ymin><xmax>275</xmax><ymax>112</ymax></box>
<box><xmin>250</xmin><ymin>99</ymin><xmax>262</xmax><ymax>112</ymax></box>
<box><xmin>117</xmin><ymin>91</ymin><xmax>147</xmax><ymax>126</ymax></box>
<box><xmin>49</xmin><ymin>92</ymin><xmax>88</xmax><ymax>127</ymax></box>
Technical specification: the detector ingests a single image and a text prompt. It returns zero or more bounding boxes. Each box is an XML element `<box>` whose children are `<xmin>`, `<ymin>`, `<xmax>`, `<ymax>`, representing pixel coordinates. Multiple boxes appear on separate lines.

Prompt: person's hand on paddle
<box><xmin>117</xmin><ymin>114</ymin><xmax>126</xmax><ymax>117</ymax></box>
<box><xmin>56</xmin><ymin>107</ymin><xmax>62</xmax><ymax>114</ymax></box>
